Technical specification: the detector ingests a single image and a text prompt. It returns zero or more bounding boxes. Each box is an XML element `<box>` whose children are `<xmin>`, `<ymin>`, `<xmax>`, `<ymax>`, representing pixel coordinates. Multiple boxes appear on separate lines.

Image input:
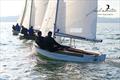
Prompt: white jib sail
<box><xmin>55</xmin><ymin>0</ymin><xmax>97</xmax><ymax>40</ymax></box>
<box><xmin>21</xmin><ymin>0</ymin><xmax>32</xmax><ymax>29</ymax></box>
<box><xmin>31</xmin><ymin>0</ymin><xmax>49</xmax><ymax>30</ymax></box>
<box><xmin>40</xmin><ymin>0</ymin><xmax>57</xmax><ymax>36</ymax></box>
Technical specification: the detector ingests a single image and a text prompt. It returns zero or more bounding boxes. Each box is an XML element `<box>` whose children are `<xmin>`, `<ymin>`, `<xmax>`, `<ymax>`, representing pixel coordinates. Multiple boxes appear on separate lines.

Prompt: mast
<box><xmin>53</xmin><ymin>0</ymin><xmax>60</xmax><ymax>37</ymax></box>
<box><xmin>20</xmin><ymin>0</ymin><xmax>28</xmax><ymax>26</ymax></box>
<box><xmin>29</xmin><ymin>0</ymin><xmax>34</xmax><ymax>28</ymax></box>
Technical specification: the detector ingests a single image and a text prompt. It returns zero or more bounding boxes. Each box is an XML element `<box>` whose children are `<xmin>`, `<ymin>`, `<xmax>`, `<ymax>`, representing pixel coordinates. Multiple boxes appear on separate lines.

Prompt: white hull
<box><xmin>33</xmin><ymin>44</ymin><xmax>106</xmax><ymax>63</ymax></box>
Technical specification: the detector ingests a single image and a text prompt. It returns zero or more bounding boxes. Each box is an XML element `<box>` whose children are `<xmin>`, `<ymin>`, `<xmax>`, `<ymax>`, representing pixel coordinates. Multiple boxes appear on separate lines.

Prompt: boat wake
<box><xmin>105</xmin><ymin>57</ymin><xmax>120</xmax><ymax>68</ymax></box>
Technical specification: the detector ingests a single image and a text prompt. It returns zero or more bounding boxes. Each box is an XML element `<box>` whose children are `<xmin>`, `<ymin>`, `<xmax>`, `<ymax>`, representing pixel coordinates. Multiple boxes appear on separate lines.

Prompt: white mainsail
<box><xmin>17</xmin><ymin>0</ymin><xmax>28</xmax><ymax>27</ymax></box>
<box><xmin>21</xmin><ymin>0</ymin><xmax>32</xmax><ymax>29</ymax></box>
<box><xmin>55</xmin><ymin>0</ymin><xmax>98</xmax><ymax>41</ymax></box>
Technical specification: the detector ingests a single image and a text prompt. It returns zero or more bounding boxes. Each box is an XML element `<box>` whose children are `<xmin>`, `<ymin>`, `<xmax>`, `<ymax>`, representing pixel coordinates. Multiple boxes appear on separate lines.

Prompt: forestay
<box><xmin>55</xmin><ymin>0</ymin><xmax>98</xmax><ymax>40</ymax></box>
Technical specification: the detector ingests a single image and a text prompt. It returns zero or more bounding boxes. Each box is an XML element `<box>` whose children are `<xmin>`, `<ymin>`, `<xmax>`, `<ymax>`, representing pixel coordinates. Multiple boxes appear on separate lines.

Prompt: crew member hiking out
<box><xmin>35</xmin><ymin>31</ymin><xmax>45</xmax><ymax>49</ymax></box>
<box><xmin>44</xmin><ymin>31</ymin><xmax>68</xmax><ymax>52</ymax></box>
<box><xmin>28</xmin><ymin>26</ymin><xmax>35</xmax><ymax>36</ymax></box>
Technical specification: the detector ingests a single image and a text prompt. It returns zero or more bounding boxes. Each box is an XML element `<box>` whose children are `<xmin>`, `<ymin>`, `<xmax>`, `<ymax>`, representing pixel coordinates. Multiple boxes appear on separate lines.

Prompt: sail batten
<box><xmin>55</xmin><ymin>0</ymin><xmax>98</xmax><ymax>40</ymax></box>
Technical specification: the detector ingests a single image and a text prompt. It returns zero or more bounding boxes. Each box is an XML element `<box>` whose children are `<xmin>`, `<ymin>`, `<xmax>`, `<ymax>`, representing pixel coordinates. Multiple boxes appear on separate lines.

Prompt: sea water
<box><xmin>0</xmin><ymin>22</ymin><xmax>120</xmax><ymax>80</ymax></box>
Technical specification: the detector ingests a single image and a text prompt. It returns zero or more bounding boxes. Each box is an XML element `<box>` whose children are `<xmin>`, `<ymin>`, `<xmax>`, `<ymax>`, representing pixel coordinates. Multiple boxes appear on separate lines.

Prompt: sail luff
<box><xmin>20</xmin><ymin>0</ymin><xmax>28</xmax><ymax>26</ymax></box>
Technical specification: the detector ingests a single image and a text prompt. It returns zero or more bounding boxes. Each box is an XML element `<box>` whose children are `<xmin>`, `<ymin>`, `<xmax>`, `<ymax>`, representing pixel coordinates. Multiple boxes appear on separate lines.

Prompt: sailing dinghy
<box><xmin>33</xmin><ymin>43</ymin><xmax>106</xmax><ymax>62</ymax></box>
<box><xmin>33</xmin><ymin>0</ymin><xmax>106</xmax><ymax>62</ymax></box>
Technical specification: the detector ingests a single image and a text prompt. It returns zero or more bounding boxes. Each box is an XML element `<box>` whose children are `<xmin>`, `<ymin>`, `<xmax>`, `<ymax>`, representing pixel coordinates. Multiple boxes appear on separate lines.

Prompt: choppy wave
<box><xmin>0</xmin><ymin>22</ymin><xmax>120</xmax><ymax>80</ymax></box>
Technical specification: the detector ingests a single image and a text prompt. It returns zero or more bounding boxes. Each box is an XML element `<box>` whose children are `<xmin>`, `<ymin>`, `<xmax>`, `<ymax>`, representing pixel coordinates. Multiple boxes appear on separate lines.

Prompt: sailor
<box><xmin>28</xmin><ymin>26</ymin><xmax>35</xmax><ymax>36</ymax></box>
<box><xmin>21</xmin><ymin>26</ymin><xmax>28</xmax><ymax>36</ymax></box>
<box><xmin>15</xmin><ymin>23</ymin><xmax>21</xmax><ymax>31</ymax></box>
<box><xmin>35</xmin><ymin>31</ymin><xmax>45</xmax><ymax>49</ymax></box>
<box><xmin>12</xmin><ymin>25</ymin><xmax>16</xmax><ymax>30</ymax></box>
<box><xmin>44</xmin><ymin>31</ymin><xmax>67</xmax><ymax>52</ymax></box>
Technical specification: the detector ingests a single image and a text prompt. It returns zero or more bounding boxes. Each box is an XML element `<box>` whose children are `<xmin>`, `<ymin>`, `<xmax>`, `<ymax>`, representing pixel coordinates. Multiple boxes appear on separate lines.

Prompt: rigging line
<box><xmin>61</xmin><ymin>37</ymin><xmax>65</xmax><ymax>43</ymax></box>
<box><xmin>73</xmin><ymin>39</ymin><xmax>76</xmax><ymax>48</ymax></box>
<box><xmin>53</xmin><ymin>0</ymin><xmax>60</xmax><ymax>38</ymax></box>
<box><xmin>86</xmin><ymin>7</ymin><xmax>97</xmax><ymax>16</ymax></box>
<box><xmin>69</xmin><ymin>38</ymin><xmax>72</xmax><ymax>47</ymax></box>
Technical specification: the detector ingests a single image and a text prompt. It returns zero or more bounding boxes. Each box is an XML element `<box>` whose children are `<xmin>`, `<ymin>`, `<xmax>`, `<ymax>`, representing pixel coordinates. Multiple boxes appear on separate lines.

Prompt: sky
<box><xmin>0</xmin><ymin>0</ymin><xmax>24</xmax><ymax>17</ymax></box>
<box><xmin>0</xmin><ymin>0</ymin><xmax>120</xmax><ymax>18</ymax></box>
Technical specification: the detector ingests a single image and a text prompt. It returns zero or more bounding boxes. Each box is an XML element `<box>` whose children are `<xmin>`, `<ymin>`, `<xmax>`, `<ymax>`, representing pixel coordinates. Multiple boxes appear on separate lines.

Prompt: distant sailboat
<box><xmin>34</xmin><ymin>0</ymin><xmax>106</xmax><ymax>62</ymax></box>
<box><xmin>12</xmin><ymin>0</ymin><xmax>30</xmax><ymax>35</ymax></box>
<box><xmin>20</xmin><ymin>0</ymin><xmax>48</xmax><ymax>29</ymax></box>
<box><xmin>18</xmin><ymin>0</ymin><xmax>49</xmax><ymax>39</ymax></box>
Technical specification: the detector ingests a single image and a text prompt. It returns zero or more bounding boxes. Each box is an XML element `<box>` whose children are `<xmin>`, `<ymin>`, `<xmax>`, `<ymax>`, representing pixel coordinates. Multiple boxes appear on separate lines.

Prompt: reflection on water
<box><xmin>0</xmin><ymin>22</ymin><xmax>120</xmax><ymax>80</ymax></box>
